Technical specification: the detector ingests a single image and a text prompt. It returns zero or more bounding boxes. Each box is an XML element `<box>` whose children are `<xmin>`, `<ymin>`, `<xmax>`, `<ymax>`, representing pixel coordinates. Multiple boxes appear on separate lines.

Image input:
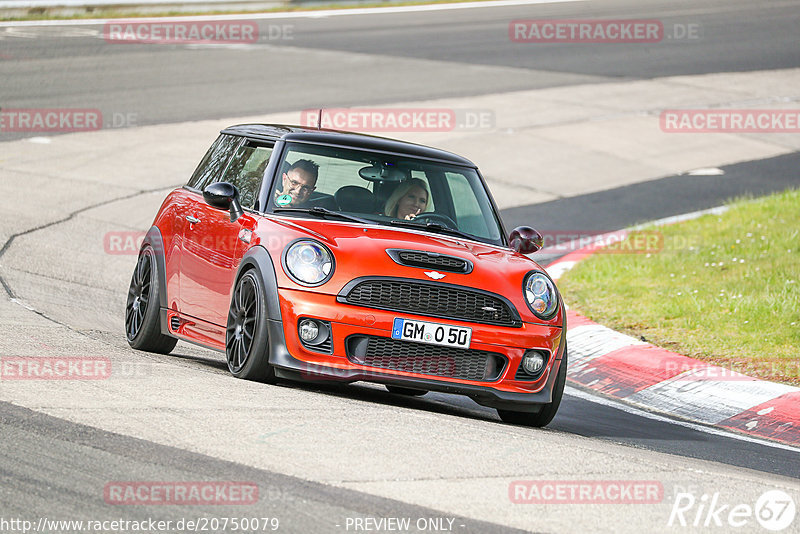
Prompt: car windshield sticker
<box><xmin>276</xmin><ymin>194</ymin><xmax>292</xmax><ymax>206</ymax></box>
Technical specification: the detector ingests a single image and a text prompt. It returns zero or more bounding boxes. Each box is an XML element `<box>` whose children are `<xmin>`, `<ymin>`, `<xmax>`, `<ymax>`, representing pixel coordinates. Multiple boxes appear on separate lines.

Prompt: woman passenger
<box><xmin>383</xmin><ymin>178</ymin><xmax>430</xmax><ymax>220</ymax></box>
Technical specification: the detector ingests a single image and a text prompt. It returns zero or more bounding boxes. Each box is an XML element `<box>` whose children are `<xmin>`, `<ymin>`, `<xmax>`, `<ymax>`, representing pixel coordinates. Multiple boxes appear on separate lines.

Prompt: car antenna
<box><xmin>317</xmin><ymin>109</ymin><xmax>323</xmax><ymax>130</ymax></box>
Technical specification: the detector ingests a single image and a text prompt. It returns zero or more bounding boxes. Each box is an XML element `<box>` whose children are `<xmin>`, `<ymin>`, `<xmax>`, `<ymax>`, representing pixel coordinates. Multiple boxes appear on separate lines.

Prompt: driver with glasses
<box><xmin>274</xmin><ymin>159</ymin><xmax>319</xmax><ymax>207</ymax></box>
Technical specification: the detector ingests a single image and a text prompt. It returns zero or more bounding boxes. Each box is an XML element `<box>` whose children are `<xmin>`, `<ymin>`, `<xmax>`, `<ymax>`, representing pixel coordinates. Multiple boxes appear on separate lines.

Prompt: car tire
<box><xmin>226</xmin><ymin>269</ymin><xmax>276</xmax><ymax>383</ymax></box>
<box><xmin>125</xmin><ymin>246</ymin><xmax>178</xmax><ymax>354</ymax></box>
<box><xmin>385</xmin><ymin>385</ymin><xmax>428</xmax><ymax>396</ymax></box>
<box><xmin>497</xmin><ymin>348</ymin><xmax>567</xmax><ymax>427</ymax></box>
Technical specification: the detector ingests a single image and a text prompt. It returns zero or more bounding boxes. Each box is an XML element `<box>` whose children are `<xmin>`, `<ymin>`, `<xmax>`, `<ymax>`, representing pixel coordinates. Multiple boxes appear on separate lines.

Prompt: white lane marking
<box><xmin>565</xmin><ymin>386</ymin><xmax>800</xmax><ymax>454</ymax></box>
<box><xmin>0</xmin><ymin>26</ymin><xmax>101</xmax><ymax>39</ymax></box>
<box><xmin>0</xmin><ymin>0</ymin><xmax>586</xmax><ymax>27</ymax></box>
<box><xmin>545</xmin><ymin>260</ymin><xmax>576</xmax><ymax>280</ymax></box>
<box><xmin>184</xmin><ymin>43</ymin><xmax>267</xmax><ymax>50</ymax></box>
<box><xmin>685</xmin><ymin>167</ymin><xmax>725</xmax><ymax>176</ymax></box>
<box><xmin>0</xmin><ymin>27</ymin><xmax>38</xmax><ymax>38</ymax></box>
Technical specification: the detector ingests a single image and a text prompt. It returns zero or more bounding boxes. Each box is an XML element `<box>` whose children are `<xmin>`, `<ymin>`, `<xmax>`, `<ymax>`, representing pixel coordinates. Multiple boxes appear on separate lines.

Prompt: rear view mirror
<box><xmin>358</xmin><ymin>165</ymin><xmax>406</xmax><ymax>182</ymax></box>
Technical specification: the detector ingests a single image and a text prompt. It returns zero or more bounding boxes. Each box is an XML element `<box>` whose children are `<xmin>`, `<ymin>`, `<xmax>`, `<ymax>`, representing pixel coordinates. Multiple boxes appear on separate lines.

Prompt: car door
<box><xmin>179</xmin><ymin>139</ymin><xmax>273</xmax><ymax>334</ymax></box>
<box><xmin>166</xmin><ymin>134</ymin><xmax>241</xmax><ymax>313</ymax></box>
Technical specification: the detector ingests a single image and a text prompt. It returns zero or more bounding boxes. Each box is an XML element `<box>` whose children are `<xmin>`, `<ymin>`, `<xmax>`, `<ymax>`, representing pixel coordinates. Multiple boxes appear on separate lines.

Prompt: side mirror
<box><xmin>510</xmin><ymin>226</ymin><xmax>543</xmax><ymax>254</ymax></box>
<box><xmin>203</xmin><ymin>182</ymin><xmax>244</xmax><ymax>222</ymax></box>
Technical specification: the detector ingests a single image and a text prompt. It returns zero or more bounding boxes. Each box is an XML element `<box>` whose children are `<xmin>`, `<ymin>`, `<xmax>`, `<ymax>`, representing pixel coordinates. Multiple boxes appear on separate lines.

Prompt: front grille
<box><xmin>338</xmin><ymin>278</ymin><xmax>521</xmax><ymax>327</ymax></box>
<box><xmin>346</xmin><ymin>335</ymin><xmax>505</xmax><ymax>381</ymax></box>
<box><xmin>387</xmin><ymin>249</ymin><xmax>472</xmax><ymax>273</ymax></box>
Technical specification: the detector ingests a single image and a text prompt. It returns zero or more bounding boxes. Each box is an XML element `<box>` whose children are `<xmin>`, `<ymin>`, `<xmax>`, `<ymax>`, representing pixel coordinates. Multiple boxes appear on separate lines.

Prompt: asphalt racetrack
<box><xmin>1</xmin><ymin>0</ymin><xmax>800</xmax><ymax>532</ymax></box>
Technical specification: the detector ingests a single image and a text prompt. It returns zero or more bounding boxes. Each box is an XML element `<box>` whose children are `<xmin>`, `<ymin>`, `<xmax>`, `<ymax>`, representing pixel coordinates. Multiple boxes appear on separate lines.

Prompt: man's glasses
<box><xmin>287</xmin><ymin>178</ymin><xmax>314</xmax><ymax>194</ymax></box>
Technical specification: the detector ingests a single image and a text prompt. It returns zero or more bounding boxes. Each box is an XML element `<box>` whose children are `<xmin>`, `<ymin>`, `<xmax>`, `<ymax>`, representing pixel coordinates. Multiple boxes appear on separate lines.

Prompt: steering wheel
<box><xmin>413</xmin><ymin>212</ymin><xmax>458</xmax><ymax>229</ymax></box>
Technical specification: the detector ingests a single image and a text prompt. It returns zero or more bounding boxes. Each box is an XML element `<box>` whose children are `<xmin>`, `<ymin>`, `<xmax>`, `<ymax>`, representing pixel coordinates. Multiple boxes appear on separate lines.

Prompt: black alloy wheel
<box><xmin>125</xmin><ymin>246</ymin><xmax>177</xmax><ymax>353</ymax></box>
<box><xmin>226</xmin><ymin>270</ymin><xmax>275</xmax><ymax>382</ymax></box>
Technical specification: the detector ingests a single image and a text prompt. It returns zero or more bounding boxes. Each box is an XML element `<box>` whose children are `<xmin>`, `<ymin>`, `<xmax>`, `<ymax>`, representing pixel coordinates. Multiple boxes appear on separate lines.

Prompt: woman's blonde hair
<box><xmin>383</xmin><ymin>178</ymin><xmax>430</xmax><ymax>217</ymax></box>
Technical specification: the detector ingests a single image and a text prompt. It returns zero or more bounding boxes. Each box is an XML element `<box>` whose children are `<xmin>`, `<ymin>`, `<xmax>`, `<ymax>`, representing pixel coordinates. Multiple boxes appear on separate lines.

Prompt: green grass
<box><xmin>558</xmin><ymin>189</ymin><xmax>800</xmax><ymax>385</ymax></box>
<box><xmin>0</xmin><ymin>0</ymin><xmax>490</xmax><ymax>22</ymax></box>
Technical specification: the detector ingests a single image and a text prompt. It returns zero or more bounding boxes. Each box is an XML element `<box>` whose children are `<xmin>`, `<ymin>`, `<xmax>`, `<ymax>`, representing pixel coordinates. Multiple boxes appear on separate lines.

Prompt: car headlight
<box><xmin>283</xmin><ymin>240</ymin><xmax>335</xmax><ymax>286</ymax></box>
<box><xmin>523</xmin><ymin>271</ymin><xmax>559</xmax><ymax>319</ymax></box>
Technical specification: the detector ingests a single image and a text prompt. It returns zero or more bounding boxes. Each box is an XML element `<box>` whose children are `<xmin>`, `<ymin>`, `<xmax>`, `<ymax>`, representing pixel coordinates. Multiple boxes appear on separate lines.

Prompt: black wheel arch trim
<box><xmin>235</xmin><ymin>245</ymin><xmax>283</xmax><ymax>320</ymax></box>
<box><xmin>234</xmin><ymin>245</ymin><xmax>295</xmax><ymax>369</ymax></box>
<box><xmin>139</xmin><ymin>226</ymin><xmax>174</xmax><ymax>337</ymax></box>
<box><xmin>140</xmin><ymin>226</ymin><xmax>168</xmax><ymax>310</ymax></box>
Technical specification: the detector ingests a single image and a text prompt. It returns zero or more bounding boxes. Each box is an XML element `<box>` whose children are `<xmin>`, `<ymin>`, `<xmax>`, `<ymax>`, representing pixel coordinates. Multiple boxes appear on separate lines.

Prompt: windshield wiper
<box><xmin>273</xmin><ymin>206</ymin><xmax>373</xmax><ymax>225</ymax></box>
<box><xmin>389</xmin><ymin>219</ymin><xmax>476</xmax><ymax>241</ymax></box>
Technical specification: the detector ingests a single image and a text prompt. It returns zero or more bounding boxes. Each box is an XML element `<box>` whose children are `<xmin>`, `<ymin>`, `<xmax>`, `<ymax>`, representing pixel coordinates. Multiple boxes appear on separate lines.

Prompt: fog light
<box><xmin>522</xmin><ymin>352</ymin><xmax>545</xmax><ymax>375</ymax></box>
<box><xmin>299</xmin><ymin>319</ymin><xmax>319</xmax><ymax>342</ymax></box>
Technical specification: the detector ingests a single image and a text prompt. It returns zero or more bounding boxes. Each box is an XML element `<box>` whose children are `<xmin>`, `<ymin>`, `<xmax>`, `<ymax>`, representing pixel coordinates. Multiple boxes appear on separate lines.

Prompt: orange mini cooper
<box><xmin>125</xmin><ymin>124</ymin><xmax>566</xmax><ymax>426</ymax></box>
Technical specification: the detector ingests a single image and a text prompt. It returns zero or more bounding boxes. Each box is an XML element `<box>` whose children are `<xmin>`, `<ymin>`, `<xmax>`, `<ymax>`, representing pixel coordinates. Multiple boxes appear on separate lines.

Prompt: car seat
<box><xmin>335</xmin><ymin>186</ymin><xmax>376</xmax><ymax>213</ymax></box>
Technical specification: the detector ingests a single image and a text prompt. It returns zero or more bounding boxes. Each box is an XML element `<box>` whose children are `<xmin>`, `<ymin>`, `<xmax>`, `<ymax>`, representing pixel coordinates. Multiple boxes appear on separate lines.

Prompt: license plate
<box><xmin>391</xmin><ymin>318</ymin><xmax>472</xmax><ymax>349</ymax></box>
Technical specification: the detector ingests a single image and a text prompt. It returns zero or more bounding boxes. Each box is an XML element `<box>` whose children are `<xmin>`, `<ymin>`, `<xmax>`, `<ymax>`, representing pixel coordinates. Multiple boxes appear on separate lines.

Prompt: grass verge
<box><xmin>558</xmin><ymin>188</ymin><xmax>800</xmax><ymax>385</ymax></box>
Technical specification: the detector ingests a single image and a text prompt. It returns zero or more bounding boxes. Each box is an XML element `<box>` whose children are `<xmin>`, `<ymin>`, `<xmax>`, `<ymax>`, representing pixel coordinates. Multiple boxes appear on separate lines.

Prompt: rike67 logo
<box><xmin>668</xmin><ymin>490</ymin><xmax>796</xmax><ymax>531</ymax></box>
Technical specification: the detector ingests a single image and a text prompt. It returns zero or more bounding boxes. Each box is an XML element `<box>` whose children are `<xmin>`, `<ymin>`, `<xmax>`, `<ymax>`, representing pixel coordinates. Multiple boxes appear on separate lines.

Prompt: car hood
<box><xmin>263</xmin><ymin>217</ymin><xmax>556</xmax><ymax>324</ymax></box>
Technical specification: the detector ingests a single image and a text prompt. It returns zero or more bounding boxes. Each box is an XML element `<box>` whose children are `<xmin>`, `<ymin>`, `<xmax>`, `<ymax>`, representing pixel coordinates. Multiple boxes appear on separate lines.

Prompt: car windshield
<box><xmin>268</xmin><ymin>142</ymin><xmax>505</xmax><ymax>246</ymax></box>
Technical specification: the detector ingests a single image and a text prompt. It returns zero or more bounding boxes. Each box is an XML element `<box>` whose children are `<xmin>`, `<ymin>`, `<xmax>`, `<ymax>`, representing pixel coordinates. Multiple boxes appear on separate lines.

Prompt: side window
<box><xmin>220</xmin><ymin>143</ymin><xmax>274</xmax><ymax>210</ymax></box>
<box><xmin>186</xmin><ymin>134</ymin><xmax>240</xmax><ymax>191</ymax></box>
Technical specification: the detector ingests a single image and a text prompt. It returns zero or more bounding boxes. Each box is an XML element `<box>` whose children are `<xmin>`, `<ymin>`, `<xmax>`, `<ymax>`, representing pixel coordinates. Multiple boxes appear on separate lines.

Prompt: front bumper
<box><xmin>267</xmin><ymin>289</ymin><xmax>565</xmax><ymax>410</ymax></box>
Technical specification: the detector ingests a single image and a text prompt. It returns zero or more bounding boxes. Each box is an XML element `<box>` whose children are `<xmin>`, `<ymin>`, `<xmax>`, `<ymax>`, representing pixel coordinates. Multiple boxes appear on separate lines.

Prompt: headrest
<box><xmin>335</xmin><ymin>186</ymin><xmax>376</xmax><ymax>213</ymax></box>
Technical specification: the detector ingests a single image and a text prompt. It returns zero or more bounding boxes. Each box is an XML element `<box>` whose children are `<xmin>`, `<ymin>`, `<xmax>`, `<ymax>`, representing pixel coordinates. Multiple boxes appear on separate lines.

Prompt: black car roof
<box><xmin>220</xmin><ymin>124</ymin><xmax>476</xmax><ymax>167</ymax></box>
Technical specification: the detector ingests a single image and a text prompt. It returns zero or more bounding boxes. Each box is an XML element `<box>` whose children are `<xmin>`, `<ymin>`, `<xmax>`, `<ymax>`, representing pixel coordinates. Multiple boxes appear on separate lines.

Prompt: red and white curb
<box><xmin>542</xmin><ymin>210</ymin><xmax>800</xmax><ymax>447</ymax></box>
